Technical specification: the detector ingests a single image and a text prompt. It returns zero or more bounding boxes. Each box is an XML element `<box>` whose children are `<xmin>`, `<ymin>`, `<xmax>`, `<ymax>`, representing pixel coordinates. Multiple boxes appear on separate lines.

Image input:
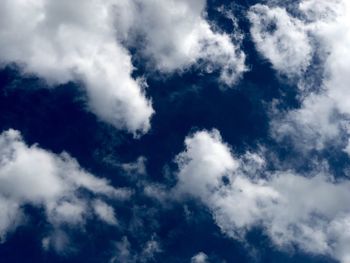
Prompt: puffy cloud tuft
<box><xmin>175</xmin><ymin>130</ymin><xmax>350</xmax><ymax>263</ymax></box>
<box><xmin>248</xmin><ymin>0</ymin><xmax>350</xmax><ymax>151</ymax></box>
<box><xmin>0</xmin><ymin>0</ymin><xmax>153</xmax><ymax>134</ymax></box>
<box><xmin>248</xmin><ymin>4</ymin><xmax>312</xmax><ymax>77</ymax></box>
<box><xmin>0</xmin><ymin>129</ymin><xmax>129</xmax><ymax>244</ymax></box>
<box><xmin>106</xmin><ymin>0</ymin><xmax>246</xmax><ymax>86</ymax></box>
<box><xmin>191</xmin><ymin>252</ymin><xmax>209</xmax><ymax>263</ymax></box>
<box><xmin>0</xmin><ymin>0</ymin><xmax>247</xmax><ymax>136</ymax></box>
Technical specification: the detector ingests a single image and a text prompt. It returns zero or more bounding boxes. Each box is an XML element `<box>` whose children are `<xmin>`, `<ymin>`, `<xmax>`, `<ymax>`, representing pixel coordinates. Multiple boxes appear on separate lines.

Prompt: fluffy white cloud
<box><xmin>0</xmin><ymin>129</ymin><xmax>129</xmax><ymax>244</ymax></box>
<box><xmin>109</xmin><ymin>0</ymin><xmax>246</xmax><ymax>86</ymax></box>
<box><xmin>0</xmin><ymin>0</ymin><xmax>247</xmax><ymax>136</ymax></box>
<box><xmin>175</xmin><ymin>130</ymin><xmax>350</xmax><ymax>263</ymax></box>
<box><xmin>0</xmin><ymin>0</ymin><xmax>153</xmax><ymax>134</ymax></box>
<box><xmin>271</xmin><ymin>94</ymin><xmax>341</xmax><ymax>151</ymax></box>
<box><xmin>93</xmin><ymin>199</ymin><xmax>118</xmax><ymax>226</ymax></box>
<box><xmin>175</xmin><ymin>129</ymin><xmax>238</xmax><ymax>198</ymax></box>
<box><xmin>248</xmin><ymin>4</ymin><xmax>312</xmax><ymax>77</ymax></box>
<box><xmin>191</xmin><ymin>252</ymin><xmax>209</xmax><ymax>263</ymax></box>
<box><xmin>248</xmin><ymin>0</ymin><xmax>350</xmax><ymax>151</ymax></box>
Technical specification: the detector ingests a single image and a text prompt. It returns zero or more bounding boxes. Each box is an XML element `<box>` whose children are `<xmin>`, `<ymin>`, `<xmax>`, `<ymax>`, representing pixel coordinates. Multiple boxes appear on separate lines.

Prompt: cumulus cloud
<box><xmin>248</xmin><ymin>4</ymin><xmax>312</xmax><ymax>77</ymax></box>
<box><xmin>175</xmin><ymin>129</ymin><xmax>238</xmax><ymax>198</ymax></box>
<box><xmin>0</xmin><ymin>0</ymin><xmax>154</xmax><ymax>135</ymax></box>
<box><xmin>0</xmin><ymin>0</ymin><xmax>247</xmax><ymax>136</ymax></box>
<box><xmin>113</xmin><ymin>0</ymin><xmax>246</xmax><ymax>86</ymax></box>
<box><xmin>175</xmin><ymin>130</ymin><xmax>350</xmax><ymax>263</ymax></box>
<box><xmin>191</xmin><ymin>252</ymin><xmax>209</xmax><ymax>263</ymax></box>
<box><xmin>248</xmin><ymin>0</ymin><xmax>350</xmax><ymax>151</ymax></box>
<box><xmin>0</xmin><ymin>129</ymin><xmax>129</xmax><ymax>246</ymax></box>
<box><xmin>271</xmin><ymin>94</ymin><xmax>341</xmax><ymax>151</ymax></box>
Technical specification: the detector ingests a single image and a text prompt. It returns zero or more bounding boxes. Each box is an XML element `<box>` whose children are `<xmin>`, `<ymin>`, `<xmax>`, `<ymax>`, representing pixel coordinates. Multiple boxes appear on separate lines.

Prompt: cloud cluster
<box><xmin>114</xmin><ymin>0</ymin><xmax>246</xmax><ymax>86</ymax></box>
<box><xmin>0</xmin><ymin>0</ymin><xmax>246</xmax><ymax>135</ymax></box>
<box><xmin>248</xmin><ymin>0</ymin><xmax>350</xmax><ymax>151</ymax></box>
<box><xmin>175</xmin><ymin>130</ymin><xmax>350</xmax><ymax>263</ymax></box>
<box><xmin>0</xmin><ymin>129</ymin><xmax>129</xmax><ymax>248</ymax></box>
<box><xmin>248</xmin><ymin>4</ymin><xmax>312</xmax><ymax>77</ymax></box>
<box><xmin>0</xmin><ymin>0</ymin><xmax>154</xmax><ymax>134</ymax></box>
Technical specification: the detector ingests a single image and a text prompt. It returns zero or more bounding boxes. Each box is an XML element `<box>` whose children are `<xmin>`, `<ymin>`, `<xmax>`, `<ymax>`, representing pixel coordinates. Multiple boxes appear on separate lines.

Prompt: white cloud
<box><xmin>0</xmin><ymin>129</ymin><xmax>129</xmax><ymax>245</ymax></box>
<box><xmin>191</xmin><ymin>252</ymin><xmax>209</xmax><ymax>263</ymax></box>
<box><xmin>270</xmin><ymin>94</ymin><xmax>341</xmax><ymax>151</ymax></box>
<box><xmin>0</xmin><ymin>0</ymin><xmax>247</xmax><ymax>136</ymax></box>
<box><xmin>175</xmin><ymin>129</ymin><xmax>238</xmax><ymax>199</ymax></box>
<box><xmin>248</xmin><ymin>4</ymin><xmax>312</xmax><ymax>77</ymax></box>
<box><xmin>0</xmin><ymin>0</ymin><xmax>153</xmax><ymax>134</ymax></box>
<box><xmin>114</xmin><ymin>0</ymin><xmax>247</xmax><ymax>86</ymax></box>
<box><xmin>248</xmin><ymin>0</ymin><xmax>350</xmax><ymax>151</ymax></box>
<box><xmin>93</xmin><ymin>199</ymin><xmax>118</xmax><ymax>226</ymax></box>
<box><xmin>0</xmin><ymin>197</ymin><xmax>23</xmax><ymax>242</ymax></box>
<box><xmin>175</xmin><ymin>130</ymin><xmax>350</xmax><ymax>263</ymax></box>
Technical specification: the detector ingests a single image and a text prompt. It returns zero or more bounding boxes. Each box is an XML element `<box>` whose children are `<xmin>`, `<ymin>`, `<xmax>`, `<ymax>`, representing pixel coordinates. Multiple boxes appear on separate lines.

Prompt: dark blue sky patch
<box><xmin>0</xmin><ymin>1</ymin><xmax>349</xmax><ymax>262</ymax></box>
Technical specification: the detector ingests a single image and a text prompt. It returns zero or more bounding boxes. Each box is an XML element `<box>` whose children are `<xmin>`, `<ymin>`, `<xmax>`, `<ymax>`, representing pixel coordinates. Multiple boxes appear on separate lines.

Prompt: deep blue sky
<box><xmin>0</xmin><ymin>0</ymin><xmax>345</xmax><ymax>262</ymax></box>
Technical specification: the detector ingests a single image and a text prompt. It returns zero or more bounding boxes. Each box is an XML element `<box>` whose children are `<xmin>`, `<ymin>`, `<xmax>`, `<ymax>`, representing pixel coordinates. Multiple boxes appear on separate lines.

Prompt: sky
<box><xmin>0</xmin><ymin>0</ymin><xmax>350</xmax><ymax>262</ymax></box>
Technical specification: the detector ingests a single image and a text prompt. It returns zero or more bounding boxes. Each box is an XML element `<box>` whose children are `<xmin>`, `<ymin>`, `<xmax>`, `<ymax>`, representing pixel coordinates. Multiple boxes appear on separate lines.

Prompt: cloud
<box><xmin>111</xmin><ymin>236</ymin><xmax>135</xmax><ymax>263</ymax></box>
<box><xmin>191</xmin><ymin>252</ymin><xmax>209</xmax><ymax>263</ymax></box>
<box><xmin>140</xmin><ymin>237</ymin><xmax>162</xmax><ymax>262</ymax></box>
<box><xmin>110</xmin><ymin>235</ymin><xmax>161</xmax><ymax>263</ymax></box>
<box><xmin>113</xmin><ymin>0</ymin><xmax>247</xmax><ymax>86</ymax></box>
<box><xmin>270</xmin><ymin>94</ymin><xmax>341</xmax><ymax>152</ymax></box>
<box><xmin>0</xmin><ymin>129</ymin><xmax>129</xmax><ymax>246</ymax></box>
<box><xmin>0</xmin><ymin>0</ymin><xmax>153</xmax><ymax>134</ymax></box>
<box><xmin>121</xmin><ymin>156</ymin><xmax>147</xmax><ymax>177</ymax></box>
<box><xmin>93</xmin><ymin>199</ymin><xmax>118</xmax><ymax>226</ymax></box>
<box><xmin>175</xmin><ymin>130</ymin><xmax>350</xmax><ymax>263</ymax></box>
<box><xmin>0</xmin><ymin>0</ymin><xmax>247</xmax><ymax>136</ymax></box>
<box><xmin>248</xmin><ymin>4</ymin><xmax>312</xmax><ymax>77</ymax></box>
<box><xmin>175</xmin><ymin>129</ymin><xmax>238</xmax><ymax>199</ymax></box>
<box><xmin>248</xmin><ymin>0</ymin><xmax>350</xmax><ymax>151</ymax></box>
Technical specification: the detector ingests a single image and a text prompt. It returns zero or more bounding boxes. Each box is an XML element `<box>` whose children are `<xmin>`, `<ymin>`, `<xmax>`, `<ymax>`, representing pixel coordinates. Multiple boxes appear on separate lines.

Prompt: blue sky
<box><xmin>0</xmin><ymin>0</ymin><xmax>350</xmax><ymax>262</ymax></box>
